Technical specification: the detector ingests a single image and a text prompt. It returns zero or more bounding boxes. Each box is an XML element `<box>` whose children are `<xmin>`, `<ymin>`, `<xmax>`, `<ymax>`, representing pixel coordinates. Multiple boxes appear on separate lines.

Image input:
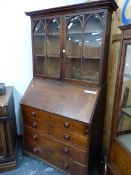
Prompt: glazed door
<box><xmin>65</xmin><ymin>12</ymin><xmax>105</xmax><ymax>82</ymax></box>
<box><xmin>111</xmin><ymin>41</ymin><xmax>131</xmax><ymax>175</ymax></box>
<box><xmin>33</xmin><ymin>17</ymin><xmax>61</xmax><ymax>78</ymax></box>
<box><xmin>116</xmin><ymin>42</ymin><xmax>131</xmax><ymax>152</ymax></box>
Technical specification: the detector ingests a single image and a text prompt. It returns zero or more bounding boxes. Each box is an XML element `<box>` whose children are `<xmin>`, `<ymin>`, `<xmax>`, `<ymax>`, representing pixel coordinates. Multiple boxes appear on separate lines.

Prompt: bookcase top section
<box><xmin>21</xmin><ymin>78</ymin><xmax>100</xmax><ymax>123</ymax></box>
<box><xmin>25</xmin><ymin>0</ymin><xmax>118</xmax><ymax>17</ymax></box>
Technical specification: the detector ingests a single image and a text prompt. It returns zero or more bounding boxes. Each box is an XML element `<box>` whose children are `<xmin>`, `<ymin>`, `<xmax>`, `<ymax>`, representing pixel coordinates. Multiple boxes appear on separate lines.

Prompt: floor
<box><xmin>0</xmin><ymin>141</ymin><xmax>64</xmax><ymax>175</ymax></box>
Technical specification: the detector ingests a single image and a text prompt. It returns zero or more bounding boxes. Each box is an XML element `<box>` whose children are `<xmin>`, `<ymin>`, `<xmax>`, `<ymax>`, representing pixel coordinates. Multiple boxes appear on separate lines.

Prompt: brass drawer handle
<box><xmin>31</xmin><ymin>111</ymin><xmax>37</xmax><ymax>117</ymax></box>
<box><xmin>63</xmin><ymin>147</ymin><xmax>69</xmax><ymax>154</ymax></box>
<box><xmin>32</xmin><ymin>122</ymin><xmax>37</xmax><ymax>128</ymax></box>
<box><xmin>33</xmin><ymin>134</ymin><xmax>38</xmax><ymax>140</ymax></box>
<box><xmin>64</xmin><ymin>134</ymin><xmax>70</xmax><ymax>140</ymax></box>
<box><xmin>33</xmin><ymin>147</ymin><xmax>38</xmax><ymax>153</ymax></box>
<box><xmin>64</xmin><ymin>122</ymin><xmax>70</xmax><ymax>128</ymax></box>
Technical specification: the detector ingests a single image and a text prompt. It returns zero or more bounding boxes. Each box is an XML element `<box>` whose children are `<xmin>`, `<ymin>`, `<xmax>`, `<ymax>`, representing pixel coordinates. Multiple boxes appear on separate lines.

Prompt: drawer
<box><xmin>52</xmin><ymin>127</ymin><xmax>88</xmax><ymax>150</ymax></box>
<box><xmin>50</xmin><ymin>113</ymin><xmax>89</xmax><ymax>136</ymax></box>
<box><xmin>22</xmin><ymin>105</ymin><xmax>50</xmax><ymax>124</ymax></box>
<box><xmin>22</xmin><ymin>105</ymin><xmax>89</xmax><ymax>136</ymax></box>
<box><xmin>23</xmin><ymin>115</ymin><xmax>51</xmax><ymax>135</ymax></box>
<box><xmin>23</xmin><ymin>118</ymin><xmax>88</xmax><ymax>150</ymax></box>
<box><xmin>24</xmin><ymin>139</ymin><xmax>87</xmax><ymax>175</ymax></box>
<box><xmin>24</xmin><ymin>125</ymin><xmax>87</xmax><ymax>165</ymax></box>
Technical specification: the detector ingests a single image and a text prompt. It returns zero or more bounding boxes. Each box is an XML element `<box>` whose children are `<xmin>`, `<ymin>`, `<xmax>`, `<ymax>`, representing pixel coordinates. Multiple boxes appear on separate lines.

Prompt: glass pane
<box><xmin>34</xmin><ymin>21</ymin><xmax>45</xmax><ymax>55</ymax></box>
<box><xmin>34</xmin><ymin>56</ymin><xmax>45</xmax><ymax>75</ymax></box>
<box><xmin>117</xmin><ymin>44</ymin><xmax>131</xmax><ymax>152</ymax></box>
<box><xmin>34</xmin><ymin>35</ymin><xmax>45</xmax><ymax>55</ymax></box>
<box><xmin>66</xmin><ymin>58</ymin><xmax>81</xmax><ymax>79</ymax></box>
<box><xmin>46</xmin><ymin>56</ymin><xmax>60</xmax><ymax>77</ymax></box>
<box><xmin>82</xmin><ymin>59</ymin><xmax>99</xmax><ymax>81</ymax></box>
<box><xmin>34</xmin><ymin>21</ymin><xmax>44</xmax><ymax>34</ymax></box>
<box><xmin>33</xmin><ymin>20</ymin><xmax>46</xmax><ymax>75</ymax></box>
<box><xmin>66</xmin><ymin>16</ymin><xmax>82</xmax><ymax>79</ymax></box>
<box><xmin>82</xmin><ymin>13</ymin><xmax>103</xmax><ymax>82</ymax></box>
<box><xmin>46</xmin><ymin>18</ymin><xmax>60</xmax><ymax>77</ymax></box>
<box><xmin>83</xmin><ymin>14</ymin><xmax>103</xmax><ymax>58</ymax></box>
<box><xmin>66</xmin><ymin>16</ymin><xmax>82</xmax><ymax>57</ymax></box>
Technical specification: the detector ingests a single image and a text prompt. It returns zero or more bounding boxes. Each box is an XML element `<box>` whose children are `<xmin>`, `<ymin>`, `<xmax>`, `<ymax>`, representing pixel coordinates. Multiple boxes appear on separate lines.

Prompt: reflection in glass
<box><xmin>34</xmin><ymin>21</ymin><xmax>45</xmax><ymax>34</ymax></box>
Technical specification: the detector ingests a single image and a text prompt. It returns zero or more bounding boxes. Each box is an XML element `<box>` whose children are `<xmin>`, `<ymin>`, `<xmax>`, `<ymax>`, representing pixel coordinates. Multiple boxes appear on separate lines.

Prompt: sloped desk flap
<box><xmin>21</xmin><ymin>79</ymin><xmax>100</xmax><ymax>124</ymax></box>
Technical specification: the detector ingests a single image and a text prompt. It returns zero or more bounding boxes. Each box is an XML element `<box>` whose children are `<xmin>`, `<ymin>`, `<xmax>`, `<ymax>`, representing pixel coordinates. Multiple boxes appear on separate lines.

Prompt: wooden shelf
<box><xmin>83</xmin><ymin>56</ymin><xmax>100</xmax><ymax>60</ymax></box>
<box><xmin>35</xmin><ymin>54</ymin><xmax>45</xmax><ymax>57</ymax></box>
<box><xmin>47</xmin><ymin>33</ymin><xmax>60</xmax><ymax>36</ymax></box>
<box><xmin>67</xmin><ymin>31</ymin><xmax>102</xmax><ymax>35</ymax></box>
<box><xmin>66</xmin><ymin>56</ymin><xmax>100</xmax><ymax>60</ymax></box>
<box><xmin>34</xmin><ymin>33</ymin><xmax>45</xmax><ymax>36</ymax></box>
<box><xmin>35</xmin><ymin>54</ymin><xmax>60</xmax><ymax>58</ymax></box>
<box><xmin>47</xmin><ymin>55</ymin><xmax>60</xmax><ymax>58</ymax></box>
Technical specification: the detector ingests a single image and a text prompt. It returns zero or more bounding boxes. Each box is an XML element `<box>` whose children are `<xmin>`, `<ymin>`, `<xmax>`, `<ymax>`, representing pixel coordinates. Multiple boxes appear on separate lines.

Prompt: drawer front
<box><xmin>24</xmin><ymin>139</ymin><xmax>87</xmax><ymax>175</ymax></box>
<box><xmin>52</xmin><ymin>127</ymin><xmax>88</xmax><ymax>150</ymax></box>
<box><xmin>50</xmin><ymin>113</ymin><xmax>89</xmax><ymax>136</ymax></box>
<box><xmin>24</xmin><ymin>125</ymin><xmax>87</xmax><ymax>165</ymax></box>
<box><xmin>22</xmin><ymin>105</ymin><xmax>89</xmax><ymax>136</ymax></box>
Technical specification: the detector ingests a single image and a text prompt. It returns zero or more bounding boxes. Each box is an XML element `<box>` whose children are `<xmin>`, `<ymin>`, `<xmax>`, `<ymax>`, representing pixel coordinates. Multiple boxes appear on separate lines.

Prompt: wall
<box><xmin>0</xmin><ymin>0</ymin><xmax>87</xmax><ymax>135</ymax></box>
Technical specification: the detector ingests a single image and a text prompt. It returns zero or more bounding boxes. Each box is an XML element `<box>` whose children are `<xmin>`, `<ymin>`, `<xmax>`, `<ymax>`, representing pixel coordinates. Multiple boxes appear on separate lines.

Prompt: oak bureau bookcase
<box><xmin>21</xmin><ymin>1</ymin><xmax>118</xmax><ymax>174</ymax></box>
